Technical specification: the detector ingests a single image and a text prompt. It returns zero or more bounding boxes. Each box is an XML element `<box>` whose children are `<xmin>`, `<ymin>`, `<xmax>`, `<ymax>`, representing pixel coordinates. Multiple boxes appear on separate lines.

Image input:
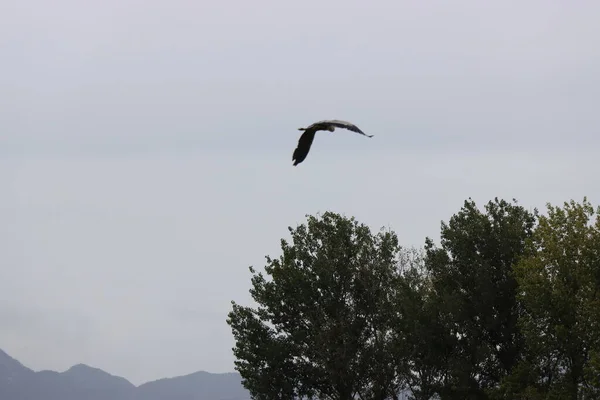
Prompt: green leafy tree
<box><xmin>227</xmin><ymin>212</ymin><xmax>406</xmax><ymax>400</ymax></box>
<box><xmin>397</xmin><ymin>253</ymin><xmax>456</xmax><ymax>400</ymax></box>
<box><xmin>423</xmin><ymin>198</ymin><xmax>536</xmax><ymax>399</ymax></box>
<box><xmin>509</xmin><ymin>198</ymin><xmax>600</xmax><ymax>398</ymax></box>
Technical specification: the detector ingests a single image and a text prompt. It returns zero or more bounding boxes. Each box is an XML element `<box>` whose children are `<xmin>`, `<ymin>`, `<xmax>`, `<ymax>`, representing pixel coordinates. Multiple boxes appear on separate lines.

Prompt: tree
<box><xmin>226</xmin><ymin>212</ymin><xmax>406</xmax><ymax>400</ymax></box>
<box><xmin>509</xmin><ymin>198</ymin><xmax>600</xmax><ymax>398</ymax></box>
<box><xmin>398</xmin><ymin>253</ymin><xmax>456</xmax><ymax>400</ymax></box>
<box><xmin>422</xmin><ymin>198</ymin><xmax>536</xmax><ymax>399</ymax></box>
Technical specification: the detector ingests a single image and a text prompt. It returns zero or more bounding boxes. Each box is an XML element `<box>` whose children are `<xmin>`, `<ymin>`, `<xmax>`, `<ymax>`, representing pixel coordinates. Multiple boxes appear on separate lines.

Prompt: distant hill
<box><xmin>0</xmin><ymin>348</ymin><xmax>250</xmax><ymax>400</ymax></box>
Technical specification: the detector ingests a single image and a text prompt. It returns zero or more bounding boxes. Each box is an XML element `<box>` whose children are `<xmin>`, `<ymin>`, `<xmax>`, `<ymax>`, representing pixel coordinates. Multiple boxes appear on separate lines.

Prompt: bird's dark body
<box><xmin>292</xmin><ymin>119</ymin><xmax>373</xmax><ymax>166</ymax></box>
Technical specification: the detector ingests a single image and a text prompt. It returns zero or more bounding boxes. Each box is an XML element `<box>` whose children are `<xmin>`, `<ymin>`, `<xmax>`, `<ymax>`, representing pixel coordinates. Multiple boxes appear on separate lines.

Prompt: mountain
<box><xmin>0</xmin><ymin>348</ymin><xmax>250</xmax><ymax>400</ymax></box>
<box><xmin>136</xmin><ymin>371</ymin><xmax>248</xmax><ymax>400</ymax></box>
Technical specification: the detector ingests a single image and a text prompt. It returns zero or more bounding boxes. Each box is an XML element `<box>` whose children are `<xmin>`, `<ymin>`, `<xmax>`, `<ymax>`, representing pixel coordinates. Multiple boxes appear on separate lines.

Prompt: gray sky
<box><xmin>1</xmin><ymin>0</ymin><xmax>599</xmax><ymax>386</ymax></box>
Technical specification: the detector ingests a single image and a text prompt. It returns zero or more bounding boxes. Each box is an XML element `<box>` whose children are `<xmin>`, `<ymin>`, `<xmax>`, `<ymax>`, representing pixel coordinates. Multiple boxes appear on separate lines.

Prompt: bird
<box><xmin>292</xmin><ymin>119</ymin><xmax>373</xmax><ymax>166</ymax></box>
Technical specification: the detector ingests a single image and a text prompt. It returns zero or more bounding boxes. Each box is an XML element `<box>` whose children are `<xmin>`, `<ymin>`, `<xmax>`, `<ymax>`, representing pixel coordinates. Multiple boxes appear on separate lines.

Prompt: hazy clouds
<box><xmin>2</xmin><ymin>0</ymin><xmax>599</xmax><ymax>385</ymax></box>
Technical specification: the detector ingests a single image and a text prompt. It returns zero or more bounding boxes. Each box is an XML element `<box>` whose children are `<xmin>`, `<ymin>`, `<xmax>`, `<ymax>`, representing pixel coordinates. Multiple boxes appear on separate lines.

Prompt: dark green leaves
<box><xmin>227</xmin><ymin>212</ymin><xmax>405</xmax><ymax>400</ymax></box>
<box><xmin>227</xmin><ymin>199</ymin><xmax>600</xmax><ymax>400</ymax></box>
<box><xmin>510</xmin><ymin>198</ymin><xmax>600</xmax><ymax>398</ymax></box>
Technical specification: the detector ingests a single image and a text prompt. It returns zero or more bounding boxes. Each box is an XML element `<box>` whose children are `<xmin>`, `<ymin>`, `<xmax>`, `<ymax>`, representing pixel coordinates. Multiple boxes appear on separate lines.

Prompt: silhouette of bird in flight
<box><xmin>292</xmin><ymin>119</ymin><xmax>373</xmax><ymax>166</ymax></box>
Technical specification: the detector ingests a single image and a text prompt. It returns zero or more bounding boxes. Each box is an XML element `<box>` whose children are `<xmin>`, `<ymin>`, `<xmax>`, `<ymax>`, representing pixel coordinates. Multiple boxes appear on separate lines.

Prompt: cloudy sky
<box><xmin>1</xmin><ymin>0</ymin><xmax>599</xmax><ymax>386</ymax></box>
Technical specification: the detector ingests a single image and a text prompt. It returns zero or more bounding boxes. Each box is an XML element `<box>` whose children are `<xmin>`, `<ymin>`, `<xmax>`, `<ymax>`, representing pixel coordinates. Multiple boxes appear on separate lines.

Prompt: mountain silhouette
<box><xmin>0</xmin><ymin>348</ymin><xmax>250</xmax><ymax>400</ymax></box>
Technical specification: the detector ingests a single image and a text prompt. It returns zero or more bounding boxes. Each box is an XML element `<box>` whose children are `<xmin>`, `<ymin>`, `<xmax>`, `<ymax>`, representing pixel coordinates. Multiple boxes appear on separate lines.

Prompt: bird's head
<box><xmin>327</xmin><ymin>126</ymin><xmax>335</xmax><ymax>132</ymax></box>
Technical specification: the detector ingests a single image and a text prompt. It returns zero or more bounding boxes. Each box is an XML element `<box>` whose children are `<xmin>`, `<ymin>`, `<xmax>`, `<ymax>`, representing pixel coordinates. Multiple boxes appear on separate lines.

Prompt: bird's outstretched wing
<box><xmin>313</xmin><ymin>119</ymin><xmax>374</xmax><ymax>137</ymax></box>
<box><xmin>292</xmin><ymin>129</ymin><xmax>317</xmax><ymax>166</ymax></box>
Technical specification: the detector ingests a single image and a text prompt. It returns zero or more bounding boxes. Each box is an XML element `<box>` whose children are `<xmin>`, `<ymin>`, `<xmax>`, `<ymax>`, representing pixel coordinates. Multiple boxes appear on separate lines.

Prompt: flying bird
<box><xmin>292</xmin><ymin>119</ymin><xmax>373</xmax><ymax>166</ymax></box>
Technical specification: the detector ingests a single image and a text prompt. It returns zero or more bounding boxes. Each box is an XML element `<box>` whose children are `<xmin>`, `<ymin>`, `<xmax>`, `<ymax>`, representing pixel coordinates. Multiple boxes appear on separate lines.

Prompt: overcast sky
<box><xmin>1</xmin><ymin>0</ymin><xmax>599</xmax><ymax>386</ymax></box>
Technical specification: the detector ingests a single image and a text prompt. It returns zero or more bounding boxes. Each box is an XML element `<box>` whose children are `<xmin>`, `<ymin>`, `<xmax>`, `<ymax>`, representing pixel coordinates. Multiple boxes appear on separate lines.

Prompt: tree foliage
<box><xmin>227</xmin><ymin>198</ymin><xmax>600</xmax><ymax>400</ymax></box>
<box><xmin>227</xmin><ymin>212</ymin><xmax>406</xmax><ymax>400</ymax></box>
<box><xmin>422</xmin><ymin>198</ymin><xmax>536</xmax><ymax>399</ymax></box>
<box><xmin>507</xmin><ymin>198</ymin><xmax>600</xmax><ymax>399</ymax></box>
